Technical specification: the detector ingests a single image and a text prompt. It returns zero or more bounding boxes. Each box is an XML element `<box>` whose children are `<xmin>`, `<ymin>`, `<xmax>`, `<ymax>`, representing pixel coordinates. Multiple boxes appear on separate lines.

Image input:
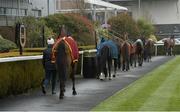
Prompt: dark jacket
<box><xmin>43</xmin><ymin>45</ymin><xmax>56</xmax><ymax>70</ymax></box>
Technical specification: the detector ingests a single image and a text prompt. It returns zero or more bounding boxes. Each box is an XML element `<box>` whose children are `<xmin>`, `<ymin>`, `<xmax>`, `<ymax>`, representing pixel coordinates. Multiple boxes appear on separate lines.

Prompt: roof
<box><xmin>84</xmin><ymin>0</ymin><xmax>128</xmax><ymax>11</ymax></box>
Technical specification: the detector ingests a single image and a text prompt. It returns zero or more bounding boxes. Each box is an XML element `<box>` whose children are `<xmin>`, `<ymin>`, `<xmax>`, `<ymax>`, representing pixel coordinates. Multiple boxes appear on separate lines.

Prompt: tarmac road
<box><xmin>0</xmin><ymin>56</ymin><xmax>174</xmax><ymax>111</ymax></box>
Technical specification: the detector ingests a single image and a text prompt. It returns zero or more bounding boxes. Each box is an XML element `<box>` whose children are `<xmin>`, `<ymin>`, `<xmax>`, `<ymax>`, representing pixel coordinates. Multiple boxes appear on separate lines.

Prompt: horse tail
<box><xmin>125</xmin><ymin>43</ymin><xmax>129</xmax><ymax>61</ymax></box>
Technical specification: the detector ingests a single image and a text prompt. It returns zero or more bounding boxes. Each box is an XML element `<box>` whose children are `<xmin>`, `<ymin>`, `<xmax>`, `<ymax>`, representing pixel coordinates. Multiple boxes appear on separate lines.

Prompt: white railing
<box><xmin>0</xmin><ymin>49</ymin><xmax>97</xmax><ymax>76</ymax></box>
<box><xmin>154</xmin><ymin>43</ymin><xmax>180</xmax><ymax>56</ymax></box>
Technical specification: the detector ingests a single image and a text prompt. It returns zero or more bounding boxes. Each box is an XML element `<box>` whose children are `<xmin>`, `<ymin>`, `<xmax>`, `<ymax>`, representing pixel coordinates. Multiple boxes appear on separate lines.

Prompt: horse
<box><xmin>97</xmin><ymin>39</ymin><xmax>119</xmax><ymax>80</ymax></box>
<box><xmin>129</xmin><ymin>42</ymin><xmax>136</xmax><ymax>67</ymax></box>
<box><xmin>113</xmin><ymin>38</ymin><xmax>122</xmax><ymax>70</ymax></box>
<box><xmin>163</xmin><ymin>37</ymin><xmax>175</xmax><ymax>56</ymax></box>
<box><xmin>134</xmin><ymin>39</ymin><xmax>144</xmax><ymax>67</ymax></box>
<box><xmin>144</xmin><ymin>39</ymin><xmax>154</xmax><ymax>62</ymax></box>
<box><xmin>52</xmin><ymin>36</ymin><xmax>79</xmax><ymax>99</ymax></box>
<box><xmin>121</xmin><ymin>41</ymin><xmax>131</xmax><ymax>71</ymax></box>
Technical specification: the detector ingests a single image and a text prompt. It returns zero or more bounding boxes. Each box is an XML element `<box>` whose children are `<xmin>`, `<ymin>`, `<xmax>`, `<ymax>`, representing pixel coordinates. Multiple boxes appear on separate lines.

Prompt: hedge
<box><xmin>0</xmin><ymin>56</ymin><xmax>84</xmax><ymax>97</ymax></box>
<box><xmin>0</xmin><ymin>60</ymin><xmax>44</xmax><ymax>98</ymax></box>
<box><xmin>0</xmin><ymin>45</ymin><xmax>96</xmax><ymax>97</ymax></box>
<box><xmin>156</xmin><ymin>45</ymin><xmax>180</xmax><ymax>55</ymax></box>
<box><xmin>0</xmin><ymin>35</ymin><xmax>17</xmax><ymax>52</ymax></box>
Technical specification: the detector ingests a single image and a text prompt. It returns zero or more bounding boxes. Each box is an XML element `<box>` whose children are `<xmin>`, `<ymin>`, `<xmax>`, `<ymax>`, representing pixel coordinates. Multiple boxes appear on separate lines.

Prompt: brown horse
<box><xmin>129</xmin><ymin>42</ymin><xmax>136</xmax><ymax>67</ymax></box>
<box><xmin>144</xmin><ymin>39</ymin><xmax>154</xmax><ymax>62</ymax></box>
<box><xmin>121</xmin><ymin>41</ymin><xmax>131</xmax><ymax>71</ymax></box>
<box><xmin>52</xmin><ymin>36</ymin><xmax>79</xmax><ymax>99</ymax></box>
<box><xmin>163</xmin><ymin>37</ymin><xmax>175</xmax><ymax>56</ymax></box>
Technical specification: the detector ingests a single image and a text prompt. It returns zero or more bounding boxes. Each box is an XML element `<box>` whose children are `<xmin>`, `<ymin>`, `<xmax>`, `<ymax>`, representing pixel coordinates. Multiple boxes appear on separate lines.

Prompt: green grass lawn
<box><xmin>92</xmin><ymin>56</ymin><xmax>180</xmax><ymax>111</ymax></box>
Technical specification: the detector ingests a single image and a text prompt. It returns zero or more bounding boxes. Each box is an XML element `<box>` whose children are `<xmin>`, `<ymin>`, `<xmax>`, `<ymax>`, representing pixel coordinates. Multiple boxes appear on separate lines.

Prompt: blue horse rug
<box><xmin>97</xmin><ymin>40</ymin><xmax>118</xmax><ymax>59</ymax></box>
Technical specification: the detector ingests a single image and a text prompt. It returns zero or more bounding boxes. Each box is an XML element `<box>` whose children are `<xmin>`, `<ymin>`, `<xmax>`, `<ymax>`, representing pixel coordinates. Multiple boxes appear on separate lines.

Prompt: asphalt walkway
<box><xmin>0</xmin><ymin>56</ymin><xmax>174</xmax><ymax>111</ymax></box>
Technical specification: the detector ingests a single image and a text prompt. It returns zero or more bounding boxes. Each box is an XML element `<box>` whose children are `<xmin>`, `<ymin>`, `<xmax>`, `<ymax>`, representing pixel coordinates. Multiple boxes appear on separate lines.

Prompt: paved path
<box><xmin>0</xmin><ymin>56</ymin><xmax>174</xmax><ymax>111</ymax></box>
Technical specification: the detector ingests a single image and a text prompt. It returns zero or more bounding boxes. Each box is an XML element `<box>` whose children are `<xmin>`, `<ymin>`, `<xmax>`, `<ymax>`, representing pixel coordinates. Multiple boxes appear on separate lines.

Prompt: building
<box><xmin>108</xmin><ymin>0</ymin><xmax>180</xmax><ymax>38</ymax></box>
<box><xmin>0</xmin><ymin>0</ymin><xmax>127</xmax><ymax>41</ymax></box>
<box><xmin>56</xmin><ymin>0</ymin><xmax>127</xmax><ymax>24</ymax></box>
<box><xmin>0</xmin><ymin>0</ymin><xmax>55</xmax><ymax>26</ymax></box>
<box><xmin>0</xmin><ymin>0</ymin><xmax>127</xmax><ymax>26</ymax></box>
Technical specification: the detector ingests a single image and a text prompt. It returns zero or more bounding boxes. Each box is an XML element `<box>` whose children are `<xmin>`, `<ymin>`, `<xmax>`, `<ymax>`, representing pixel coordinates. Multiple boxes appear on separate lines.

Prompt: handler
<box><xmin>42</xmin><ymin>37</ymin><xmax>57</xmax><ymax>94</ymax></box>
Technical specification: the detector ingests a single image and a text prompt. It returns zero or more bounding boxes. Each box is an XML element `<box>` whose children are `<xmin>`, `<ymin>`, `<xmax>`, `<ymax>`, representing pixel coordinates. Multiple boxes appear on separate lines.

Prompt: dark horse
<box><xmin>134</xmin><ymin>39</ymin><xmax>144</xmax><ymax>67</ymax></box>
<box><xmin>144</xmin><ymin>39</ymin><xmax>154</xmax><ymax>62</ymax></box>
<box><xmin>52</xmin><ymin>36</ymin><xmax>79</xmax><ymax>99</ymax></box>
<box><xmin>163</xmin><ymin>37</ymin><xmax>175</xmax><ymax>56</ymax></box>
<box><xmin>97</xmin><ymin>39</ymin><xmax>118</xmax><ymax>80</ymax></box>
<box><xmin>97</xmin><ymin>45</ymin><xmax>112</xmax><ymax>80</ymax></box>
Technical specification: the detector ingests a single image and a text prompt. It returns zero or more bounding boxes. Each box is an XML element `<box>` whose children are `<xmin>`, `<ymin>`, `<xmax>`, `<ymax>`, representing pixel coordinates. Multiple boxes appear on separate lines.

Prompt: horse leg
<box><xmin>134</xmin><ymin>54</ymin><xmax>137</xmax><ymax>67</ymax></box>
<box><xmin>122</xmin><ymin>59</ymin><xmax>125</xmax><ymax>71</ymax></box>
<box><xmin>133</xmin><ymin>54</ymin><xmax>136</xmax><ymax>67</ymax></box>
<box><xmin>96</xmin><ymin>56</ymin><xmax>101</xmax><ymax>79</ymax></box>
<box><xmin>71</xmin><ymin>63</ymin><xmax>77</xmax><ymax>95</ymax></box>
<box><xmin>150</xmin><ymin>51</ymin><xmax>152</xmax><ymax>62</ymax></box>
<box><xmin>108</xmin><ymin>58</ymin><xmax>112</xmax><ymax>80</ymax></box>
<box><xmin>58</xmin><ymin>63</ymin><xmax>66</xmax><ymax>99</ymax></box>
<box><xmin>59</xmin><ymin>80</ymin><xmax>64</xmax><ymax>99</ymax></box>
<box><xmin>118</xmin><ymin>55</ymin><xmax>121</xmax><ymax>69</ymax></box>
<box><xmin>138</xmin><ymin>54</ymin><xmax>142</xmax><ymax>66</ymax></box>
<box><xmin>126</xmin><ymin>57</ymin><xmax>130</xmax><ymax>71</ymax></box>
<box><xmin>130</xmin><ymin>54</ymin><xmax>133</xmax><ymax>66</ymax></box>
<box><xmin>170</xmin><ymin>47</ymin><xmax>173</xmax><ymax>56</ymax></box>
<box><xmin>172</xmin><ymin>47</ymin><xmax>175</xmax><ymax>56</ymax></box>
<box><xmin>113</xmin><ymin>59</ymin><xmax>117</xmax><ymax>77</ymax></box>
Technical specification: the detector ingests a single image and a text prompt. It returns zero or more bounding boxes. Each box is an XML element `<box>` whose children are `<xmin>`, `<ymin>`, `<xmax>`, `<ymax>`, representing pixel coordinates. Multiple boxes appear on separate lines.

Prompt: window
<box><xmin>32</xmin><ymin>9</ymin><xmax>41</xmax><ymax>17</ymax></box>
<box><xmin>5</xmin><ymin>8</ymin><xmax>12</xmax><ymax>15</ymax></box>
<box><xmin>0</xmin><ymin>7</ymin><xmax>5</xmax><ymax>15</ymax></box>
<box><xmin>12</xmin><ymin>9</ymin><xmax>17</xmax><ymax>16</ymax></box>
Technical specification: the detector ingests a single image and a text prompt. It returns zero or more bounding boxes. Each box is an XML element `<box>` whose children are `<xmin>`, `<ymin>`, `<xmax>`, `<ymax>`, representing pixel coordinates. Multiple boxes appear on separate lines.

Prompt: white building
<box><xmin>109</xmin><ymin>0</ymin><xmax>180</xmax><ymax>38</ymax></box>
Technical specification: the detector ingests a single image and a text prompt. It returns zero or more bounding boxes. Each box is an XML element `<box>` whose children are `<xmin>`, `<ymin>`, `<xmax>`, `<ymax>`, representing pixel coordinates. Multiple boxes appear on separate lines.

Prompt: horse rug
<box><xmin>97</xmin><ymin>40</ymin><xmax>118</xmax><ymax>59</ymax></box>
<box><xmin>52</xmin><ymin>36</ymin><xmax>79</xmax><ymax>63</ymax></box>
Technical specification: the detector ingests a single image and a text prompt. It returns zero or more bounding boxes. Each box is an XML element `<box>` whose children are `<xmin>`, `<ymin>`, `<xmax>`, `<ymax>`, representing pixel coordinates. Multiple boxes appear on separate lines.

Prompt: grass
<box><xmin>0</xmin><ymin>52</ymin><xmax>42</xmax><ymax>58</ymax></box>
<box><xmin>92</xmin><ymin>56</ymin><xmax>180</xmax><ymax>111</ymax></box>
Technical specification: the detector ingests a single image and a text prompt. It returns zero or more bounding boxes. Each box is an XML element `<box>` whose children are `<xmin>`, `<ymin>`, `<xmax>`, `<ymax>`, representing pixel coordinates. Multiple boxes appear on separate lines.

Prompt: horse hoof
<box><xmin>59</xmin><ymin>95</ymin><xmax>63</xmax><ymax>99</ymax></box>
<box><xmin>73</xmin><ymin>91</ymin><xmax>77</xmax><ymax>95</ymax></box>
<box><xmin>41</xmin><ymin>85</ymin><xmax>46</xmax><ymax>95</ymax></box>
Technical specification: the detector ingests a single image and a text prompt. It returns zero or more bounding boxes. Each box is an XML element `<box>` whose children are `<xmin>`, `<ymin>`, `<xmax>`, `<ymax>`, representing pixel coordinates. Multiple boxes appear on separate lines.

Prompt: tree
<box><xmin>137</xmin><ymin>18</ymin><xmax>155</xmax><ymax>39</ymax></box>
<box><xmin>108</xmin><ymin>13</ymin><xmax>139</xmax><ymax>40</ymax></box>
<box><xmin>16</xmin><ymin>16</ymin><xmax>53</xmax><ymax>48</ymax></box>
<box><xmin>44</xmin><ymin>13</ymin><xmax>95</xmax><ymax>45</ymax></box>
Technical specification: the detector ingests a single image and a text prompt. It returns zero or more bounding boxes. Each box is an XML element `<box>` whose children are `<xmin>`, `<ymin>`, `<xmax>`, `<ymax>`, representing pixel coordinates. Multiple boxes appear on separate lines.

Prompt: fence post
<box><xmin>80</xmin><ymin>51</ymin><xmax>84</xmax><ymax>76</ymax></box>
<box><xmin>155</xmin><ymin>45</ymin><xmax>157</xmax><ymax>56</ymax></box>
